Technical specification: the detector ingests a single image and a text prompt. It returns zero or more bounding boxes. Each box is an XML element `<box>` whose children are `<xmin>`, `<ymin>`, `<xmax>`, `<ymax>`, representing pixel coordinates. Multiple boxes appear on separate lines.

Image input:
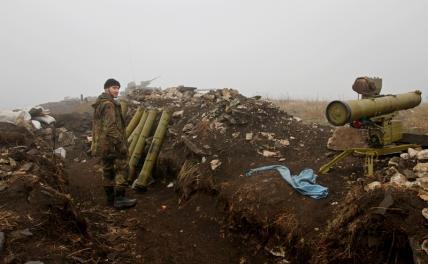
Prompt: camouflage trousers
<box><xmin>101</xmin><ymin>156</ymin><xmax>128</xmax><ymax>188</ymax></box>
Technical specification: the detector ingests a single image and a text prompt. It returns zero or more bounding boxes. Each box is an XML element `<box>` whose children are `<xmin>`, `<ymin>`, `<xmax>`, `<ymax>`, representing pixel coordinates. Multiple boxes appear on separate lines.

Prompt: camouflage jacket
<box><xmin>91</xmin><ymin>92</ymin><xmax>127</xmax><ymax>157</ymax></box>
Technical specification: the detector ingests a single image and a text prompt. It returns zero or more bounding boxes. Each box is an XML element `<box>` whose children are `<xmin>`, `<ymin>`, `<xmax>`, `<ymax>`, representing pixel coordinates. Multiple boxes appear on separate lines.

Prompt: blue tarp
<box><xmin>245</xmin><ymin>165</ymin><xmax>328</xmax><ymax>199</ymax></box>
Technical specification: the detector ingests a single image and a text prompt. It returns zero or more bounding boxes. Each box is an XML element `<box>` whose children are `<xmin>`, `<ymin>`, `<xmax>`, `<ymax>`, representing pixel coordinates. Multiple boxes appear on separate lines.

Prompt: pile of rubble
<box><xmin>123</xmin><ymin>86</ymin><xmax>428</xmax><ymax>263</ymax></box>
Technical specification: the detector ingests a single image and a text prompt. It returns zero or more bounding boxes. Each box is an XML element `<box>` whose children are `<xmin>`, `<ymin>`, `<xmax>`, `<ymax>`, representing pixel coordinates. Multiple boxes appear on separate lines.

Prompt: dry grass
<box><xmin>270</xmin><ymin>99</ymin><xmax>428</xmax><ymax>134</ymax></box>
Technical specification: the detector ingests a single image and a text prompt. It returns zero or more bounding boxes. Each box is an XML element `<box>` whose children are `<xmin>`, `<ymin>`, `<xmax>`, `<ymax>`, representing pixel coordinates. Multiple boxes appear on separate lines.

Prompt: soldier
<box><xmin>91</xmin><ymin>78</ymin><xmax>137</xmax><ymax>209</ymax></box>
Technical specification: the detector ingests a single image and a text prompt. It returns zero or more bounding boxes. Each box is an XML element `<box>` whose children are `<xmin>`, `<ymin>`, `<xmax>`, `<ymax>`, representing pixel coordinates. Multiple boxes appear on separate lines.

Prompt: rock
<box><xmin>232</xmin><ymin>132</ymin><xmax>240</xmax><ymax>138</ymax></box>
<box><xmin>277</xmin><ymin>139</ymin><xmax>290</xmax><ymax>146</ymax></box>
<box><xmin>364</xmin><ymin>181</ymin><xmax>382</xmax><ymax>191</ymax></box>
<box><xmin>422</xmin><ymin>208</ymin><xmax>428</xmax><ymax>220</ymax></box>
<box><xmin>182</xmin><ymin>123</ymin><xmax>194</xmax><ymax>133</ymax></box>
<box><xmin>8</xmin><ymin>158</ymin><xmax>17</xmax><ymax>169</ymax></box>
<box><xmin>422</xmin><ymin>239</ymin><xmax>428</xmax><ymax>255</ymax></box>
<box><xmin>260</xmin><ymin>132</ymin><xmax>275</xmax><ymax>140</ymax></box>
<box><xmin>400</xmin><ymin>153</ymin><xmax>410</xmax><ymax>160</ymax></box>
<box><xmin>390</xmin><ymin>171</ymin><xmax>407</xmax><ymax>186</ymax></box>
<box><xmin>417</xmin><ymin>177</ymin><xmax>428</xmax><ymax>191</ymax></box>
<box><xmin>293</xmin><ymin>117</ymin><xmax>302</xmax><ymax>122</ymax></box>
<box><xmin>388</xmin><ymin>157</ymin><xmax>400</xmax><ymax>167</ymax></box>
<box><xmin>245</xmin><ymin>133</ymin><xmax>253</xmax><ymax>141</ymax></box>
<box><xmin>172</xmin><ymin>110</ymin><xmax>184</xmax><ymax>118</ymax></box>
<box><xmin>414</xmin><ymin>163</ymin><xmax>428</xmax><ymax>178</ymax></box>
<box><xmin>25</xmin><ymin>262</ymin><xmax>44</xmax><ymax>264</ymax></box>
<box><xmin>417</xmin><ymin>150</ymin><xmax>428</xmax><ymax>160</ymax></box>
<box><xmin>408</xmin><ymin>148</ymin><xmax>419</xmax><ymax>158</ymax></box>
<box><xmin>57</xmin><ymin>130</ymin><xmax>75</xmax><ymax>147</ymax></box>
<box><xmin>261</xmin><ymin>150</ymin><xmax>279</xmax><ymax>158</ymax></box>
<box><xmin>19</xmin><ymin>162</ymin><xmax>33</xmax><ymax>172</ymax></box>
<box><xmin>402</xmin><ymin>169</ymin><xmax>417</xmax><ymax>181</ymax></box>
<box><xmin>210</xmin><ymin>159</ymin><xmax>222</xmax><ymax>170</ymax></box>
<box><xmin>0</xmin><ymin>232</ymin><xmax>4</xmax><ymax>253</ymax></box>
<box><xmin>54</xmin><ymin>147</ymin><xmax>66</xmax><ymax>159</ymax></box>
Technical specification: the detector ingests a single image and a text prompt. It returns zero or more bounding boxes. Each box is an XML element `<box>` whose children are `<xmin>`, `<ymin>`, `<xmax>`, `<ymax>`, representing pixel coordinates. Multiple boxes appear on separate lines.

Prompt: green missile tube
<box><xmin>125</xmin><ymin>107</ymin><xmax>144</xmax><ymax>138</ymax></box>
<box><xmin>120</xmin><ymin>100</ymin><xmax>129</xmax><ymax>118</ymax></box>
<box><xmin>134</xmin><ymin>110</ymin><xmax>171</xmax><ymax>188</ymax></box>
<box><xmin>326</xmin><ymin>90</ymin><xmax>422</xmax><ymax>126</ymax></box>
<box><xmin>128</xmin><ymin>110</ymin><xmax>149</xmax><ymax>155</ymax></box>
<box><xmin>128</xmin><ymin>110</ymin><xmax>157</xmax><ymax>181</ymax></box>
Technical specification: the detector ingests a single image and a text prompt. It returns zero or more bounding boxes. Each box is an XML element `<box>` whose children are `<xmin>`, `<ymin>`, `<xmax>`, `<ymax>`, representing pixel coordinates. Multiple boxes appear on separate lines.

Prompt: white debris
<box><xmin>417</xmin><ymin>150</ymin><xmax>428</xmax><ymax>160</ymax></box>
<box><xmin>210</xmin><ymin>159</ymin><xmax>222</xmax><ymax>170</ymax></box>
<box><xmin>245</xmin><ymin>133</ymin><xmax>253</xmax><ymax>141</ymax></box>
<box><xmin>172</xmin><ymin>110</ymin><xmax>184</xmax><ymax>118</ymax></box>
<box><xmin>390</xmin><ymin>171</ymin><xmax>407</xmax><ymax>186</ymax></box>
<box><xmin>422</xmin><ymin>208</ymin><xmax>428</xmax><ymax>220</ymax></box>
<box><xmin>232</xmin><ymin>132</ymin><xmax>240</xmax><ymax>138</ymax></box>
<box><xmin>53</xmin><ymin>147</ymin><xmax>66</xmax><ymax>159</ymax></box>
<box><xmin>414</xmin><ymin>163</ymin><xmax>428</xmax><ymax>178</ymax></box>
<box><xmin>408</xmin><ymin>148</ymin><xmax>419</xmax><ymax>158</ymax></box>
<box><xmin>167</xmin><ymin>182</ymin><xmax>174</xmax><ymax>188</ymax></box>
<box><xmin>364</xmin><ymin>181</ymin><xmax>382</xmax><ymax>191</ymax></box>
<box><xmin>261</xmin><ymin>150</ymin><xmax>279</xmax><ymax>158</ymax></box>
<box><xmin>400</xmin><ymin>153</ymin><xmax>410</xmax><ymax>160</ymax></box>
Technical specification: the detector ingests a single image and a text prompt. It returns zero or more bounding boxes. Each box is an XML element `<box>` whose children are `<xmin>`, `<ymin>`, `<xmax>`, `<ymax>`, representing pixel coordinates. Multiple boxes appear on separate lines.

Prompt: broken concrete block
<box><xmin>422</xmin><ymin>208</ymin><xmax>428</xmax><ymax>220</ymax></box>
<box><xmin>417</xmin><ymin>150</ymin><xmax>428</xmax><ymax>160</ymax></box>
<box><xmin>414</xmin><ymin>163</ymin><xmax>428</xmax><ymax>178</ymax></box>
<box><xmin>388</xmin><ymin>157</ymin><xmax>400</xmax><ymax>167</ymax></box>
<box><xmin>408</xmin><ymin>148</ymin><xmax>419</xmax><ymax>158</ymax></box>
<box><xmin>245</xmin><ymin>133</ymin><xmax>253</xmax><ymax>141</ymax></box>
<box><xmin>261</xmin><ymin>150</ymin><xmax>279</xmax><ymax>158</ymax></box>
<box><xmin>400</xmin><ymin>153</ymin><xmax>410</xmax><ymax>160</ymax></box>
<box><xmin>210</xmin><ymin>159</ymin><xmax>221</xmax><ymax>170</ymax></box>
<box><xmin>390</xmin><ymin>171</ymin><xmax>407</xmax><ymax>186</ymax></box>
<box><xmin>364</xmin><ymin>181</ymin><xmax>382</xmax><ymax>191</ymax></box>
<box><xmin>172</xmin><ymin>110</ymin><xmax>184</xmax><ymax>118</ymax></box>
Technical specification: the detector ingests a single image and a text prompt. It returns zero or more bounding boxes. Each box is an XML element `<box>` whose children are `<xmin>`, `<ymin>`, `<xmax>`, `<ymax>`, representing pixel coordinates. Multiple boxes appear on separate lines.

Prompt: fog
<box><xmin>1</xmin><ymin>0</ymin><xmax>427</xmax><ymax>109</ymax></box>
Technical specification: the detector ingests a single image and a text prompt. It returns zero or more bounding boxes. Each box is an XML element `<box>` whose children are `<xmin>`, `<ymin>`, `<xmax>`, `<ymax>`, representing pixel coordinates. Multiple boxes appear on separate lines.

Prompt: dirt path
<box><xmin>65</xmin><ymin>158</ymin><xmax>275</xmax><ymax>263</ymax></box>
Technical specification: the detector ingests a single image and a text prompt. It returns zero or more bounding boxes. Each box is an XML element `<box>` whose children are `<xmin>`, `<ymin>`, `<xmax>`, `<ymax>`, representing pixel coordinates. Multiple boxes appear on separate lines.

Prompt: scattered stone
<box><xmin>210</xmin><ymin>159</ymin><xmax>222</xmax><ymax>170</ymax></box>
<box><xmin>277</xmin><ymin>139</ymin><xmax>290</xmax><ymax>146</ymax></box>
<box><xmin>402</xmin><ymin>169</ymin><xmax>417</xmax><ymax>181</ymax></box>
<box><xmin>182</xmin><ymin>136</ymin><xmax>207</xmax><ymax>156</ymax></box>
<box><xmin>388</xmin><ymin>157</ymin><xmax>400</xmax><ymax>167</ymax></box>
<box><xmin>327</xmin><ymin>127</ymin><xmax>369</xmax><ymax>151</ymax></box>
<box><xmin>417</xmin><ymin>149</ymin><xmax>428</xmax><ymax>160</ymax></box>
<box><xmin>260</xmin><ymin>132</ymin><xmax>275</xmax><ymax>140</ymax></box>
<box><xmin>172</xmin><ymin>110</ymin><xmax>184</xmax><ymax>118</ymax></box>
<box><xmin>8</xmin><ymin>158</ymin><xmax>17</xmax><ymax>169</ymax></box>
<box><xmin>293</xmin><ymin>117</ymin><xmax>302</xmax><ymax>122</ymax></box>
<box><xmin>20</xmin><ymin>162</ymin><xmax>34</xmax><ymax>172</ymax></box>
<box><xmin>261</xmin><ymin>150</ymin><xmax>279</xmax><ymax>158</ymax></box>
<box><xmin>245</xmin><ymin>133</ymin><xmax>253</xmax><ymax>141</ymax></box>
<box><xmin>390</xmin><ymin>171</ymin><xmax>407</xmax><ymax>186</ymax></box>
<box><xmin>182</xmin><ymin>123</ymin><xmax>194</xmax><ymax>133</ymax></box>
<box><xmin>167</xmin><ymin>182</ymin><xmax>174</xmax><ymax>188</ymax></box>
<box><xmin>232</xmin><ymin>132</ymin><xmax>240</xmax><ymax>138</ymax></box>
<box><xmin>417</xmin><ymin>177</ymin><xmax>428</xmax><ymax>191</ymax></box>
<box><xmin>414</xmin><ymin>163</ymin><xmax>428</xmax><ymax>178</ymax></box>
<box><xmin>422</xmin><ymin>208</ymin><xmax>428</xmax><ymax>220</ymax></box>
<box><xmin>364</xmin><ymin>181</ymin><xmax>382</xmax><ymax>191</ymax></box>
<box><xmin>422</xmin><ymin>239</ymin><xmax>428</xmax><ymax>255</ymax></box>
<box><xmin>25</xmin><ymin>261</ymin><xmax>44</xmax><ymax>264</ymax></box>
<box><xmin>400</xmin><ymin>153</ymin><xmax>410</xmax><ymax>160</ymax></box>
<box><xmin>408</xmin><ymin>148</ymin><xmax>419</xmax><ymax>158</ymax></box>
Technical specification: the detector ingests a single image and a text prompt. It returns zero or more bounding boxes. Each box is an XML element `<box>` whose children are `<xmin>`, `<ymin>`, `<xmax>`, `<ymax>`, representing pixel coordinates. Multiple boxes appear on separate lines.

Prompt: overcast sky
<box><xmin>1</xmin><ymin>0</ymin><xmax>427</xmax><ymax>109</ymax></box>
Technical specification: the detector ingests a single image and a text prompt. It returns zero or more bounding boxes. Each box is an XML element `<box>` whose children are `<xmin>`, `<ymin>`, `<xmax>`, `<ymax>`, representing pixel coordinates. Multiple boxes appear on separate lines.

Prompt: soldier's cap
<box><xmin>104</xmin><ymin>78</ymin><xmax>121</xmax><ymax>89</ymax></box>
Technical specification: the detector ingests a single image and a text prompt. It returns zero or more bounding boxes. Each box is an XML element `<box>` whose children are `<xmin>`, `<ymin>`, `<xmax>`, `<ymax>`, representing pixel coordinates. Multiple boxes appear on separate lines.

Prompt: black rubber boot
<box><xmin>114</xmin><ymin>188</ymin><xmax>137</xmax><ymax>209</ymax></box>
<box><xmin>103</xmin><ymin>186</ymin><xmax>115</xmax><ymax>206</ymax></box>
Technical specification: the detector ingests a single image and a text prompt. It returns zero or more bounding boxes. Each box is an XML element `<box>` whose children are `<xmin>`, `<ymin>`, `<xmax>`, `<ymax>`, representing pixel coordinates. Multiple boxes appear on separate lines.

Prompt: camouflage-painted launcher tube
<box><xmin>134</xmin><ymin>110</ymin><xmax>171</xmax><ymax>187</ymax></box>
<box><xmin>128</xmin><ymin>110</ymin><xmax>157</xmax><ymax>181</ymax></box>
<box><xmin>125</xmin><ymin>107</ymin><xmax>144</xmax><ymax>138</ymax></box>
<box><xmin>326</xmin><ymin>90</ymin><xmax>422</xmax><ymax>126</ymax></box>
<box><xmin>128</xmin><ymin>110</ymin><xmax>148</xmax><ymax>155</ymax></box>
<box><xmin>120</xmin><ymin>100</ymin><xmax>129</xmax><ymax>118</ymax></box>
